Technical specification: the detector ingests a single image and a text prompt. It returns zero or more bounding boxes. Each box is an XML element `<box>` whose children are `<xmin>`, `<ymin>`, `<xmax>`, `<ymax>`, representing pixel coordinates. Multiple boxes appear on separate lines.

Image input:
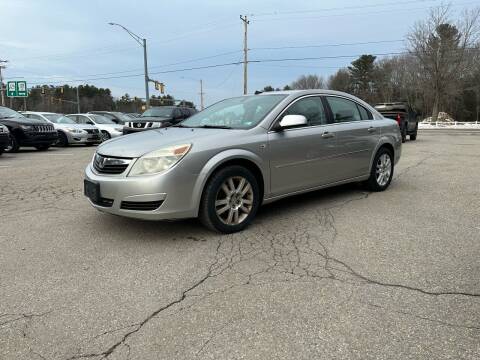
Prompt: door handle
<box><xmin>367</xmin><ymin>127</ymin><xmax>377</xmax><ymax>133</ymax></box>
<box><xmin>321</xmin><ymin>132</ymin><xmax>335</xmax><ymax>139</ymax></box>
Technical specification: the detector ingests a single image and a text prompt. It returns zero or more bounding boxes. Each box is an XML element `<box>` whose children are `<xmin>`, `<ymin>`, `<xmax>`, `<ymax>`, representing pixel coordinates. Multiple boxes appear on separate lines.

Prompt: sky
<box><xmin>0</xmin><ymin>0</ymin><xmax>477</xmax><ymax>107</ymax></box>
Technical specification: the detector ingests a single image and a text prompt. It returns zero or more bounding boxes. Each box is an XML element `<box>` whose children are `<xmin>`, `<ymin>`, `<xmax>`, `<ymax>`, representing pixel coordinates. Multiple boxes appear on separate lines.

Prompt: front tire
<box><xmin>35</xmin><ymin>145</ymin><xmax>50</xmax><ymax>151</ymax></box>
<box><xmin>57</xmin><ymin>132</ymin><xmax>69</xmax><ymax>147</ymax></box>
<box><xmin>101</xmin><ymin>131</ymin><xmax>111</xmax><ymax>141</ymax></box>
<box><xmin>365</xmin><ymin>148</ymin><xmax>394</xmax><ymax>192</ymax></box>
<box><xmin>5</xmin><ymin>134</ymin><xmax>19</xmax><ymax>153</ymax></box>
<box><xmin>199</xmin><ymin>165</ymin><xmax>260</xmax><ymax>233</ymax></box>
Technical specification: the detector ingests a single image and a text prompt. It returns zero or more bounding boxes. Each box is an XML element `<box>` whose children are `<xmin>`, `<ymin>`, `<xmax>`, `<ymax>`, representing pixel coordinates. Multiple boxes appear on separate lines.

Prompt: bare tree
<box><xmin>407</xmin><ymin>5</ymin><xmax>480</xmax><ymax>121</ymax></box>
<box><xmin>327</xmin><ymin>69</ymin><xmax>351</xmax><ymax>93</ymax></box>
<box><xmin>290</xmin><ymin>74</ymin><xmax>325</xmax><ymax>90</ymax></box>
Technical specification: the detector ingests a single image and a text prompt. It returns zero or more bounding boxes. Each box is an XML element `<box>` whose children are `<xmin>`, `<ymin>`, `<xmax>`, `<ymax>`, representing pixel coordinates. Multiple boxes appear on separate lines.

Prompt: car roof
<box><xmin>24</xmin><ymin>111</ymin><xmax>59</xmax><ymax>115</ymax></box>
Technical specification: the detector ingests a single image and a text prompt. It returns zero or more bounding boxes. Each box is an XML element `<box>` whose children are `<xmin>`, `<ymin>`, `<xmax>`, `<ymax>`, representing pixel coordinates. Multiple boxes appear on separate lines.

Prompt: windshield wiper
<box><xmin>195</xmin><ymin>124</ymin><xmax>233</xmax><ymax>129</ymax></box>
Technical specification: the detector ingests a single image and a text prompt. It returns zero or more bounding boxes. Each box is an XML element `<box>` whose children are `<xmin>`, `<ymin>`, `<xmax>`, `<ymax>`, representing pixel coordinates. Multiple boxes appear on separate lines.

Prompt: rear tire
<box><xmin>365</xmin><ymin>147</ymin><xmax>394</xmax><ymax>192</ymax></box>
<box><xmin>401</xmin><ymin>124</ymin><xmax>407</xmax><ymax>143</ymax></box>
<box><xmin>410</xmin><ymin>124</ymin><xmax>418</xmax><ymax>141</ymax></box>
<box><xmin>199</xmin><ymin>165</ymin><xmax>260</xmax><ymax>233</ymax></box>
<box><xmin>5</xmin><ymin>134</ymin><xmax>19</xmax><ymax>153</ymax></box>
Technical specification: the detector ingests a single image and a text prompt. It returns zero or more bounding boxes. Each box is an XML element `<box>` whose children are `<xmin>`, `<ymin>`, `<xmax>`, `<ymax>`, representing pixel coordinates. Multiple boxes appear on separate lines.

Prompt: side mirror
<box><xmin>278</xmin><ymin>115</ymin><xmax>308</xmax><ymax>129</ymax></box>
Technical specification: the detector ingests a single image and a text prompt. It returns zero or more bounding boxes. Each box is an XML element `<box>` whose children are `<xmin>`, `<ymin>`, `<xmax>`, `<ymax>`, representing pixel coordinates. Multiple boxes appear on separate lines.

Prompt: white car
<box><xmin>66</xmin><ymin>113</ymin><xmax>123</xmax><ymax>141</ymax></box>
<box><xmin>23</xmin><ymin>112</ymin><xmax>101</xmax><ymax>146</ymax></box>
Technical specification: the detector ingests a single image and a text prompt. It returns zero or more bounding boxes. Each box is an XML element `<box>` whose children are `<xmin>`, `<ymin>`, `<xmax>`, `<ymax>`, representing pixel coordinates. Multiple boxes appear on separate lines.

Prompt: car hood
<box><xmin>0</xmin><ymin>116</ymin><xmax>48</xmax><ymax>126</ymax></box>
<box><xmin>56</xmin><ymin>123</ymin><xmax>97</xmax><ymax>130</ymax></box>
<box><xmin>97</xmin><ymin>127</ymin><xmax>239</xmax><ymax>158</ymax></box>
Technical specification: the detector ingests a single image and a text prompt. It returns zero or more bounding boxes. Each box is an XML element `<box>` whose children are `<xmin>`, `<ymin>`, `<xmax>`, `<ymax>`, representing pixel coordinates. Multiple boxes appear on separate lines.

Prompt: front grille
<box><xmin>34</xmin><ymin>124</ymin><xmax>55</xmax><ymax>132</ymax></box>
<box><xmin>93</xmin><ymin>197</ymin><xmax>114</xmax><ymax>207</ymax></box>
<box><xmin>120</xmin><ymin>200</ymin><xmax>164</xmax><ymax>211</ymax></box>
<box><xmin>93</xmin><ymin>154</ymin><xmax>131</xmax><ymax>174</ymax></box>
<box><xmin>132</xmin><ymin>122</ymin><xmax>147</xmax><ymax>129</ymax></box>
<box><xmin>85</xmin><ymin>129</ymin><xmax>99</xmax><ymax>134</ymax></box>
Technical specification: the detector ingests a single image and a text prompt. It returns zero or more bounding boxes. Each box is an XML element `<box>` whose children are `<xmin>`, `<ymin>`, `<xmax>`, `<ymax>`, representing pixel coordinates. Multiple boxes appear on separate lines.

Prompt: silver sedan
<box><xmin>84</xmin><ymin>90</ymin><xmax>401</xmax><ymax>233</ymax></box>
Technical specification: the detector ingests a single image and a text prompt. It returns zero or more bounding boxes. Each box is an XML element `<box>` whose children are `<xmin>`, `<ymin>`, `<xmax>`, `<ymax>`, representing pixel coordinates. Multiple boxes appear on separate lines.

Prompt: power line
<box><xmin>250</xmin><ymin>40</ymin><xmax>405</xmax><ymax>51</ymax></box>
<box><xmin>23</xmin><ymin>51</ymin><xmax>407</xmax><ymax>85</ymax></box>
<box><xmin>8</xmin><ymin>39</ymin><xmax>405</xmax><ymax>81</ymax></box>
<box><xmin>251</xmin><ymin>0</ymin><xmax>480</xmax><ymax>22</ymax></box>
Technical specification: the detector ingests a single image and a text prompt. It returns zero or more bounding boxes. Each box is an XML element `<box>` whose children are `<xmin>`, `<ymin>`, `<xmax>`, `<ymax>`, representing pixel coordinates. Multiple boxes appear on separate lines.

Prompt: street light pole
<box><xmin>109</xmin><ymin>22</ymin><xmax>150</xmax><ymax>109</ymax></box>
<box><xmin>0</xmin><ymin>59</ymin><xmax>8</xmax><ymax>107</ymax></box>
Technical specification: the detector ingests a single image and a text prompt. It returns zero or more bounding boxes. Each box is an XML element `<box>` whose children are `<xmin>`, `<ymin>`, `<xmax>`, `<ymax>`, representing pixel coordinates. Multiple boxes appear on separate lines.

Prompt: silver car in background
<box><xmin>66</xmin><ymin>113</ymin><xmax>123</xmax><ymax>141</ymax></box>
<box><xmin>23</xmin><ymin>112</ymin><xmax>101</xmax><ymax>146</ymax></box>
<box><xmin>84</xmin><ymin>90</ymin><xmax>402</xmax><ymax>233</ymax></box>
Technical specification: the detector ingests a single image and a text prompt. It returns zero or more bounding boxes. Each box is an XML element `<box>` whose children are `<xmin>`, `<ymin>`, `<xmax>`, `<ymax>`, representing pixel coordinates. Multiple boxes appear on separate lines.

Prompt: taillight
<box><xmin>396</xmin><ymin>113</ymin><xmax>401</xmax><ymax>125</ymax></box>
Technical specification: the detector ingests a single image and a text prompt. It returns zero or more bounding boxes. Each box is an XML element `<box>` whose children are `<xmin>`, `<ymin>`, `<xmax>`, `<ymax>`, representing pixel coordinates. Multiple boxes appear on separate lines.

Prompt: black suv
<box><xmin>123</xmin><ymin>106</ymin><xmax>197</xmax><ymax>134</ymax></box>
<box><xmin>87</xmin><ymin>111</ymin><xmax>131</xmax><ymax>125</ymax></box>
<box><xmin>0</xmin><ymin>106</ymin><xmax>58</xmax><ymax>152</ymax></box>
<box><xmin>374</xmin><ymin>103</ymin><xmax>419</xmax><ymax>143</ymax></box>
<box><xmin>0</xmin><ymin>124</ymin><xmax>9</xmax><ymax>155</ymax></box>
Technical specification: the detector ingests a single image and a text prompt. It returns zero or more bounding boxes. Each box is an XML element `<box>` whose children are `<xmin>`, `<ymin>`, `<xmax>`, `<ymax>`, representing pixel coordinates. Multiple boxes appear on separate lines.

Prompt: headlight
<box><xmin>20</xmin><ymin>125</ymin><xmax>34</xmax><ymax>131</ymax></box>
<box><xmin>128</xmin><ymin>144</ymin><xmax>191</xmax><ymax>177</ymax></box>
<box><xmin>65</xmin><ymin>127</ymin><xmax>84</xmax><ymax>134</ymax></box>
<box><xmin>0</xmin><ymin>125</ymin><xmax>8</xmax><ymax>133</ymax></box>
<box><xmin>151</xmin><ymin>122</ymin><xmax>162</xmax><ymax>128</ymax></box>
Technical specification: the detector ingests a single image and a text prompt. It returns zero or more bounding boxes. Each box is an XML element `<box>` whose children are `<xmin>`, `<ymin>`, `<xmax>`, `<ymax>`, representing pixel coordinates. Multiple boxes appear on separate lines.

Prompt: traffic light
<box><xmin>159</xmin><ymin>83</ymin><xmax>165</xmax><ymax>94</ymax></box>
<box><xmin>154</xmin><ymin>81</ymin><xmax>160</xmax><ymax>90</ymax></box>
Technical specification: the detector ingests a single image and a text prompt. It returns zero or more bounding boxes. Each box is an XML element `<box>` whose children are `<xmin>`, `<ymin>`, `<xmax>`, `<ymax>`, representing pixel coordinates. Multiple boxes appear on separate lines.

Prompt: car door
<box><xmin>324</xmin><ymin>96</ymin><xmax>380</xmax><ymax>179</ymax></box>
<box><xmin>267</xmin><ymin>95</ymin><xmax>339</xmax><ymax>196</ymax></box>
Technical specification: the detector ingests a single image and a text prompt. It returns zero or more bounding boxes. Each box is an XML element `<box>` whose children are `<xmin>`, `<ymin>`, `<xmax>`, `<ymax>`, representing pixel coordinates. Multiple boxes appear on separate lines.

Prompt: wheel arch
<box><xmin>369</xmin><ymin>138</ymin><xmax>397</xmax><ymax>172</ymax></box>
<box><xmin>191</xmin><ymin>149</ymin><xmax>269</xmax><ymax>216</ymax></box>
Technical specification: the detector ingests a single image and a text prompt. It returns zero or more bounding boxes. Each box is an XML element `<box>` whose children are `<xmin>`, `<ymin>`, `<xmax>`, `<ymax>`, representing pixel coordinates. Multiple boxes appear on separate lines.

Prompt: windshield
<box><xmin>90</xmin><ymin>114</ymin><xmax>115</xmax><ymax>124</ymax></box>
<box><xmin>181</xmin><ymin>95</ymin><xmax>286</xmax><ymax>129</ymax></box>
<box><xmin>0</xmin><ymin>107</ymin><xmax>24</xmax><ymax>119</ymax></box>
<box><xmin>53</xmin><ymin>116</ymin><xmax>77</xmax><ymax>124</ymax></box>
<box><xmin>43</xmin><ymin>114</ymin><xmax>63</xmax><ymax>122</ymax></box>
<box><xmin>142</xmin><ymin>107</ymin><xmax>174</xmax><ymax>117</ymax></box>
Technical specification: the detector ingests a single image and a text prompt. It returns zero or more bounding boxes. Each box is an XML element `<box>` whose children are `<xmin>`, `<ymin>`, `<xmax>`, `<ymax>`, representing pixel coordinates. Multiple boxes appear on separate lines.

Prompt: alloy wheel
<box><xmin>376</xmin><ymin>153</ymin><xmax>392</xmax><ymax>186</ymax></box>
<box><xmin>215</xmin><ymin>176</ymin><xmax>254</xmax><ymax>225</ymax></box>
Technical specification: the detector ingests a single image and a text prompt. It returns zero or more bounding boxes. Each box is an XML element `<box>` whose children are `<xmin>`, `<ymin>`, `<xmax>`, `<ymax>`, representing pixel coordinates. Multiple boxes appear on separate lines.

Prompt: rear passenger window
<box><xmin>356</xmin><ymin>104</ymin><xmax>373</xmax><ymax>120</ymax></box>
<box><xmin>282</xmin><ymin>97</ymin><xmax>327</xmax><ymax>126</ymax></box>
<box><xmin>326</xmin><ymin>97</ymin><xmax>362</xmax><ymax>123</ymax></box>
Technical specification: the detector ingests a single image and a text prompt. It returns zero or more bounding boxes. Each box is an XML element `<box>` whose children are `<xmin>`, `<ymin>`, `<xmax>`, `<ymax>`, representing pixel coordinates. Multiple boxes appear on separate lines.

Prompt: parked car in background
<box><xmin>66</xmin><ymin>113</ymin><xmax>123</xmax><ymax>141</ymax></box>
<box><xmin>0</xmin><ymin>106</ymin><xmax>58</xmax><ymax>152</ymax></box>
<box><xmin>85</xmin><ymin>90</ymin><xmax>401</xmax><ymax>233</ymax></box>
<box><xmin>23</xmin><ymin>112</ymin><xmax>102</xmax><ymax>146</ymax></box>
<box><xmin>374</xmin><ymin>103</ymin><xmax>418</xmax><ymax>142</ymax></box>
<box><xmin>87</xmin><ymin>111</ymin><xmax>131</xmax><ymax>125</ymax></box>
<box><xmin>123</xmin><ymin>106</ymin><xmax>197</xmax><ymax>134</ymax></box>
<box><xmin>0</xmin><ymin>124</ymin><xmax>9</xmax><ymax>155</ymax></box>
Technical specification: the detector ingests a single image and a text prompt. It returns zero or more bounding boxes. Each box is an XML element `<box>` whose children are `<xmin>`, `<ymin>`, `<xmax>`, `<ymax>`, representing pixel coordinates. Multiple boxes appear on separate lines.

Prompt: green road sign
<box><xmin>7</xmin><ymin>81</ymin><xmax>28</xmax><ymax>97</ymax></box>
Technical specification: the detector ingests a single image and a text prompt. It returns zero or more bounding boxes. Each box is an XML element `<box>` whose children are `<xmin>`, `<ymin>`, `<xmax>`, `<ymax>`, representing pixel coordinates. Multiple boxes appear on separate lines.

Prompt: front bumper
<box><xmin>0</xmin><ymin>133</ymin><xmax>9</xmax><ymax>150</ymax></box>
<box><xmin>123</xmin><ymin>127</ymin><xmax>158</xmax><ymax>135</ymax></box>
<box><xmin>84</xmin><ymin>163</ymin><xmax>199</xmax><ymax>220</ymax></box>
<box><xmin>20</xmin><ymin>131</ymin><xmax>58</xmax><ymax>146</ymax></box>
<box><xmin>66</xmin><ymin>132</ymin><xmax>101</xmax><ymax>144</ymax></box>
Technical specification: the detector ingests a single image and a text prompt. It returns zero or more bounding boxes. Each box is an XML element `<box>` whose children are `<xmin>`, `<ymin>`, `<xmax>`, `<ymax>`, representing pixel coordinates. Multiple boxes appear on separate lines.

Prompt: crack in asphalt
<box><xmin>4</xmin><ymin>153</ymin><xmax>479</xmax><ymax>359</ymax></box>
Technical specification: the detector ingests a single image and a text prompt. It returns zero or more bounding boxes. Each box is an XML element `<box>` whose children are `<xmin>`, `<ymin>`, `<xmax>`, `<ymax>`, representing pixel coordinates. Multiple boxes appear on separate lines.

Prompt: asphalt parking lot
<box><xmin>1</xmin><ymin>130</ymin><xmax>479</xmax><ymax>360</ymax></box>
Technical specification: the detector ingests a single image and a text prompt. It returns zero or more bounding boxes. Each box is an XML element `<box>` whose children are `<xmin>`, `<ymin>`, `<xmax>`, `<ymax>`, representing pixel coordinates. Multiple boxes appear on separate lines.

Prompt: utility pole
<box><xmin>76</xmin><ymin>86</ymin><xmax>81</xmax><ymax>113</ymax></box>
<box><xmin>0</xmin><ymin>59</ymin><xmax>7</xmax><ymax>106</ymax></box>
<box><xmin>199</xmin><ymin>79</ymin><xmax>205</xmax><ymax>110</ymax></box>
<box><xmin>240</xmin><ymin>15</ymin><xmax>249</xmax><ymax>95</ymax></box>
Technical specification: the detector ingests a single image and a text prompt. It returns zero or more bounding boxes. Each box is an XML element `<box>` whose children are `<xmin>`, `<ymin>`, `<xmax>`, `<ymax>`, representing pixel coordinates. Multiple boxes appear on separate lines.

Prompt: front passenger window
<box><xmin>326</xmin><ymin>97</ymin><xmax>362</xmax><ymax>123</ymax></box>
<box><xmin>281</xmin><ymin>97</ymin><xmax>327</xmax><ymax>126</ymax></box>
